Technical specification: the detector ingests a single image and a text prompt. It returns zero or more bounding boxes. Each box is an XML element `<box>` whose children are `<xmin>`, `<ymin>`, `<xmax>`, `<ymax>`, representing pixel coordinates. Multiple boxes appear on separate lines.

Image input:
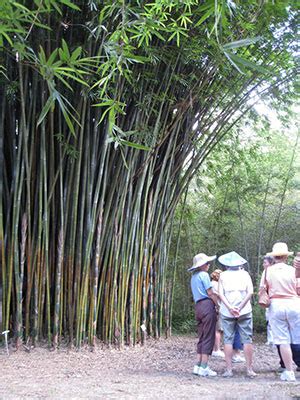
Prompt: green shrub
<box><xmin>172</xmin><ymin>310</ymin><xmax>195</xmax><ymax>334</ymax></box>
<box><xmin>252</xmin><ymin>303</ymin><xmax>267</xmax><ymax>333</ymax></box>
<box><xmin>172</xmin><ymin>303</ymin><xmax>267</xmax><ymax>335</ymax></box>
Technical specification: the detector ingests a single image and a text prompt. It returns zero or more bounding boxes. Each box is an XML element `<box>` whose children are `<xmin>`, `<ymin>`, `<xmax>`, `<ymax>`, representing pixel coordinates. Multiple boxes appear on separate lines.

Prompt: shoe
<box><xmin>277</xmin><ymin>366</ymin><xmax>285</xmax><ymax>373</ymax></box>
<box><xmin>212</xmin><ymin>350</ymin><xmax>225</xmax><ymax>358</ymax></box>
<box><xmin>280</xmin><ymin>370</ymin><xmax>296</xmax><ymax>382</ymax></box>
<box><xmin>198</xmin><ymin>366</ymin><xmax>217</xmax><ymax>377</ymax></box>
<box><xmin>246</xmin><ymin>369</ymin><xmax>257</xmax><ymax>378</ymax></box>
<box><xmin>222</xmin><ymin>370</ymin><xmax>233</xmax><ymax>378</ymax></box>
<box><xmin>193</xmin><ymin>365</ymin><xmax>200</xmax><ymax>375</ymax></box>
<box><xmin>232</xmin><ymin>355</ymin><xmax>245</xmax><ymax>363</ymax></box>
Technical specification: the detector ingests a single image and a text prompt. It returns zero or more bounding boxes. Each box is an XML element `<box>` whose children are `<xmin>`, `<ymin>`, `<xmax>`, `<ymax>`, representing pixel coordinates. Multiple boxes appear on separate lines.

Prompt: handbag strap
<box><xmin>264</xmin><ymin>267</ymin><xmax>268</xmax><ymax>289</ymax></box>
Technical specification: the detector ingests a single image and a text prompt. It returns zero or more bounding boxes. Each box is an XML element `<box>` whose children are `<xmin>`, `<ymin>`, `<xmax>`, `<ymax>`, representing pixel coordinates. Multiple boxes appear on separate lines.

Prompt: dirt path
<box><xmin>0</xmin><ymin>335</ymin><xmax>299</xmax><ymax>399</ymax></box>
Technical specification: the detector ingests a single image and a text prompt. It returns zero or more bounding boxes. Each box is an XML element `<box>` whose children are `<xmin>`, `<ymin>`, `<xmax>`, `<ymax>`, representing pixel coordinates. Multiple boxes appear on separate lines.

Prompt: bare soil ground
<box><xmin>0</xmin><ymin>334</ymin><xmax>299</xmax><ymax>400</ymax></box>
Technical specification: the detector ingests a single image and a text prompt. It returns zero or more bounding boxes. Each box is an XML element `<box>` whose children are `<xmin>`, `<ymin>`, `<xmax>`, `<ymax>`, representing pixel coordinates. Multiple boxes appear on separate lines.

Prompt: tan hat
<box><xmin>266</xmin><ymin>242</ymin><xmax>293</xmax><ymax>257</ymax></box>
<box><xmin>188</xmin><ymin>253</ymin><xmax>216</xmax><ymax>271</ymax></box>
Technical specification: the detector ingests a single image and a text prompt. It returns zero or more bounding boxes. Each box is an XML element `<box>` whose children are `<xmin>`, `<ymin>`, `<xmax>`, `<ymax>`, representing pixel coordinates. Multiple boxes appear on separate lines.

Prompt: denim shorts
<box><xmin>221</xmin><ymin>312</ymin><xmax>253</xmax><ymax>344</ymax></box>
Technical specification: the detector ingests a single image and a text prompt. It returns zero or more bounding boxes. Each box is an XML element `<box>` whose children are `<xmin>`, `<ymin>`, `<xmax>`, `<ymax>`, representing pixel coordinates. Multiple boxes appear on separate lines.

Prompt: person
<box><xmin>189</xmin><ymin>253</ymin><xmax>218</xmax><ymax>377</ymax></box>
<box><xmin>218</xmin><ymin>251</ymin><xmax>256</xmax><ymax>378</ymax></box>
<box><xmin>232</xmin><ymin>266</ymin><xmax>246</xmax><ymax>363</ymax></box>
<box><xmin>277</xmin><ymin>344</ymin><xmax>300</xmax><ymax>373</ymax></box>
<box><xmin>260</xmin><ymin>242</ymin><xmax>300</xmax><ymax>381</ymax></box>
<box><xmin>263</xmin><ymin>253</ymin><xmax>300</xmax><ymax>373</ymax></box>
<box><xmin>232</xmin><ymin>330</ymin><xmax>245</xmax><ymax>363</ymax></box>
<box><xmin>210</xmin><ymin>269</ymin><xmax>244</xmax><ymax>362</ymax></box>
<box><xmin>262</xmin><ymin>255</ymin><xmax>275</xmax><ymax>345</ymax></box>
<box><xmin>210</xmin><ymin>269</ymin><xmax>225</xmax><ymax>358</ymax></box>
<box><xmin>294</xmin><ymin>253</ymin><xmax>300</xmax><ymax>280</ymax></box>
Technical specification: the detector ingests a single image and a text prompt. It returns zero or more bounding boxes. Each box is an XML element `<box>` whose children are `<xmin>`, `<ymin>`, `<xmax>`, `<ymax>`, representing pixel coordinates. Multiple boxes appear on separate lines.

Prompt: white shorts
<box><xmin>269</xmin><ymin>298</ymin><xmax>300</xmax><ymax>345</ymax></box>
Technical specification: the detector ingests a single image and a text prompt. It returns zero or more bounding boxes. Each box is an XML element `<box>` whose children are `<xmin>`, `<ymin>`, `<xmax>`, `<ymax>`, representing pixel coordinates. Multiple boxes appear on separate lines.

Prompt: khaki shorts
<box><xmin>221</xmin><ymin>312</ymin><xmax>253</xmax><ymax>344</ymax></box>
<box><xmin>269</xmin><ymin>298</ymin><xmax>300</xmax><ymax>345</ymax></box>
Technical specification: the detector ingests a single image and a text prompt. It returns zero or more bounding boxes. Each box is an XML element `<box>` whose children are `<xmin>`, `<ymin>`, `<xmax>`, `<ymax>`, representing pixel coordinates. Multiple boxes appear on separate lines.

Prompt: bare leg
<box><xmin>224</xmin><ymin>344</ymin><xmax>233</xmax><ymax>371</ymax></box>
<box><xmin>279</xmin><ymin>345</ymin><xmax>293</xmax><ymax>371</ymax></box>
<box><xmin>201</xmin><ymin>354</ymin><xmax>209</xmax><ymax>365</ymax></box>
<box><xmin>214</xmin><ymin>330</ymin><xmax>221</xmax><ymax>351</ymax></box>
<box><xmin>243</xmin><ymin>343</ymin><xmax>253</xmax><ymax>371</ymax></box>
<box><xmin>197</xmin><ymin>354</ymin><xmax>202</xmax><ymax>364</ymax></box>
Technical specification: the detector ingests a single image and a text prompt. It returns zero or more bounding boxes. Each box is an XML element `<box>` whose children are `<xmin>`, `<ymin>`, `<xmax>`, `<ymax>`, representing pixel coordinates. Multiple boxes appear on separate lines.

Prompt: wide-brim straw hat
<box><xmin>266</xmin><ymin>242</ymin><xmax>293</xmax><ymax>257</ymax></box>
<box><xmin>188</xmin><ymin>253</ymin><xmax>216</xmax><ymax>271</ymax></box>
<box><xmin>218</xmin><ymin>251</ymin><xmax>247</xmax><ymax>268</ymax></box>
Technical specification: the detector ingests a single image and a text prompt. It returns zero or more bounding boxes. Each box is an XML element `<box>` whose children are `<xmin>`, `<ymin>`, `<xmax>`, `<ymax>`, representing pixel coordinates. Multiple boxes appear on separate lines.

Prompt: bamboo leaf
<box><xmin>224</xmin><ymin>50</ymin><xmax>244</xmax><ymax>74</ymax></box>
<box><xmin>37</xmin><ymin>95</ymin><xmax>55</xmax><ymax>126</ymax></box>
<box><xmin>55</xmin><ymin>71</ymin><xmax>90</xmax><ymax>87</ymax></box>
<box><xmin>61</xmin><ymin>39</ymin><xmax>71</xmax><ymax>60</ymax></box>
<box><xmin>108</xmin><ymin>107</ymin><xmax>115</xmax><ymax>135</ymax></box>
<box><xmin>225</xmin><ymin>51</ymin><xmax>270</xmax><ymax>74</ymax></box>
<box><xmin>47</xmin><ymin>49</ymin><xmax>59</xmax><ymax>66</ymax></box>
<box><xmin>71</xmin><ymin>46</ymin><xmax>82</xmax><ymax>61</ymax></box>
<box><xmin>195</xmin><ymin>6</ymin><xmax>215</xmax><ymax>27</ymax></box>
<box><xmin>54</xmin><ymin>74</ymin><xmax>74</xmax><ymax>91</ymax></box>
<box><xmin>119</xmin><ymin>140</ymin><xmax>151</xmax><ymax>151</ymax></box>
<box><xmin>54</xmin><ymin>91</ymin><xmax>77</xmax><ymax>135</ymax></box>
<box><xmin>223</xmin><ymin>37</ymin><xmax>263</xmax><ymax>50</ymax></box>
<box><xmin>93</xmin><ymin>99</ymin><xmax>115</xmax><ymax>107</ymax></box>
<box><xmin>58</xmin><ymin>0</ymin><xmax>81</xmax><ymax>11</ymax></box>
<box><xmin>0</xmin><ymin>30</ymin><xmax>13</xmax><ymax>46</ymax></box>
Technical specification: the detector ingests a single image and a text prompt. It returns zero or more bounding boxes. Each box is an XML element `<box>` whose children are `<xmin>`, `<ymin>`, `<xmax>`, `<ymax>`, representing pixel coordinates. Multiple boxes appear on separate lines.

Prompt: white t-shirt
<box><xmin>219</xmin><ymin>269</ymin><xmax>253</xmax><ymax>317</ymax></box>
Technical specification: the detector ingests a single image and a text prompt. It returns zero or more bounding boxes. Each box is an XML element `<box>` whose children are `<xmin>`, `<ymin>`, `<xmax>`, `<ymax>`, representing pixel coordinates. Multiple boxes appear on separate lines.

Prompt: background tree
<box><xmin>170</xmin><ymin>115</ymin><xmax>300</xmax><ymax>332</ymax></box>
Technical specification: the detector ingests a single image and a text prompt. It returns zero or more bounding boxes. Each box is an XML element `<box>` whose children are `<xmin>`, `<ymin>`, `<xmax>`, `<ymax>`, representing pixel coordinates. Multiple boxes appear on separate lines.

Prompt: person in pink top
<box><xmin>260</xmin><ymin>242</ymin><xmax>300</xmax><ymax>382</ymax></box>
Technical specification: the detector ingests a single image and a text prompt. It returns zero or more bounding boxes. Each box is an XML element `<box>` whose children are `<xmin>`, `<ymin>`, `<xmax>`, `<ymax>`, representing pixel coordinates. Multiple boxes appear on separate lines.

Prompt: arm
<box><xmin>296</xmin><ymin>278</ymin><xmax>300</xmax><ymax>296</ymax></box>
<box><xmin>237</xmin><ymin>292</ymin><xmax>252</xmax><ymax>312</ymax></box>
<box><xmin>238</xmin><ymin>273</ymin><xmax>253</xmax><ymax>312</ymax></box>
<box><xmin>212</xmin><ymin>280</ymin><xmax>221</xmax><ymax>300</ymax></box>
<box><xmin>206</xmin><ymin>287</ymin><xmax>219</xmax><ymax>307</ymax></box>
<box><xmin>218</xmin><ymin>279</ymin><xmax>239</xmax><ymax>317</ymax></box>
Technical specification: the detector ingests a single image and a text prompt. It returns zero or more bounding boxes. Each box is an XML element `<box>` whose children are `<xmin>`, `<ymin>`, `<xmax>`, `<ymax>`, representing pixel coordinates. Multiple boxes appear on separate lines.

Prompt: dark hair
<box><xmin>263</xmin><ymin>255</ymin><xmax>275</xmax><ymax>265</ymax></box>
<box><xmin>274</xmin><ymin>255</ymin><xmax>287</xmax><ymax>262</ymax></box>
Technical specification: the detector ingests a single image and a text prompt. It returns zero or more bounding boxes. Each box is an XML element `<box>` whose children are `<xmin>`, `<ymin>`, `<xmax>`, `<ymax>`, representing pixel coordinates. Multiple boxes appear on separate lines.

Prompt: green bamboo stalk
<box><xmin>2</xmin><ymin>0</ymin><xmax>297</xmax><ymax>349</ymax></box>
<box><xmin>53</xmin><ymin>229</ymin><xmax>63</xmax><ymax>348</ymax></box>
<box><xmin>0</xmin><ymin>89</ymin><xmax>5</xmax><ymax>335</ymax></box>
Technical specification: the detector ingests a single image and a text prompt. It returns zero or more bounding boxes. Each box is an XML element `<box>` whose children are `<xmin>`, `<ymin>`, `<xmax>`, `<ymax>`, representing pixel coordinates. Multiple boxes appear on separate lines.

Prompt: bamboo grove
<box><xmin>1</xmin><ymin>0</ymin><xmax>298</xmax><ymax>347</ymax></box>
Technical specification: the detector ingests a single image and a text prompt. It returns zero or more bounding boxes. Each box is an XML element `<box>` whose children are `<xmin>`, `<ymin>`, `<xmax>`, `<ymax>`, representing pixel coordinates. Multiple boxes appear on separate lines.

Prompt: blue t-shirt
<box><xmin>190</xmin><ymin>271</ymin><xmax>212</xmax><ymax>303</ymax></box>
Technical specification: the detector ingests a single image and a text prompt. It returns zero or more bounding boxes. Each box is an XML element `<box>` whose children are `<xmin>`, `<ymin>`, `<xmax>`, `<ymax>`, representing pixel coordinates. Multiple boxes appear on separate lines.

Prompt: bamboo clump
<box><xmin>0</xmin><ymin>0</ymin><xmax>297</xmax><ymax>347</ymax></box>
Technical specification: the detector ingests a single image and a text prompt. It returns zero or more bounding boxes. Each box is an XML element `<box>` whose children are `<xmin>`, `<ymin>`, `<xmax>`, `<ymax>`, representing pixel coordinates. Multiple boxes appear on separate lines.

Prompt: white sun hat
<box><xmin>218</xmin><ymin>251</ymin><xmax>247</xmax><ymax>268</ymax></box>
<box><xmin>188</xmin><ymin>253</ymin><xmax>216</xmax><ymax>271</ymax></box>
<box><xmin>266</xmin><ymin>242</ymin><xmax>293</xmax><ymax>257</ymax></box>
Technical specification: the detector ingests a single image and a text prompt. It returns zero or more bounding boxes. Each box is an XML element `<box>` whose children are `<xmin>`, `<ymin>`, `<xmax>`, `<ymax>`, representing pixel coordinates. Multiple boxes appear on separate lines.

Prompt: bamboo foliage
<box><xmin>1</xmin><ymin>0</ymin><xmax>298</xmax><ymax>347</ymax></box>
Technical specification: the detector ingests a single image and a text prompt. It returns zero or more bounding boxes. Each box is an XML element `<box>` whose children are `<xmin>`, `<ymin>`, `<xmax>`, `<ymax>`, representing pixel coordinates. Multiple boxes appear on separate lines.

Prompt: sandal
<box><xmin>246</xmin><ymin>369</ymin><xmax>257</xmax><ymax>378</ymax></box>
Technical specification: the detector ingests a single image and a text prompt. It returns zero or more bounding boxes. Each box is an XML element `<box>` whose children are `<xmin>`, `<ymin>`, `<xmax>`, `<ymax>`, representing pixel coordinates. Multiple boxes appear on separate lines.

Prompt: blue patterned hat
<box><xmin>218</xmin><ymin>251</ymin><xmax>247</xmax><ymax>268</ymax></box>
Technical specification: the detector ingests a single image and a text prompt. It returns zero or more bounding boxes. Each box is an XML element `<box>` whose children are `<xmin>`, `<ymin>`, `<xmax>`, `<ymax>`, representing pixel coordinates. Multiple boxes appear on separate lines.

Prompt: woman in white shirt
<box><xmin>218</xmin><ymin>251</ymin><xmax>255</xmax><ymax>378</ymax></box>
